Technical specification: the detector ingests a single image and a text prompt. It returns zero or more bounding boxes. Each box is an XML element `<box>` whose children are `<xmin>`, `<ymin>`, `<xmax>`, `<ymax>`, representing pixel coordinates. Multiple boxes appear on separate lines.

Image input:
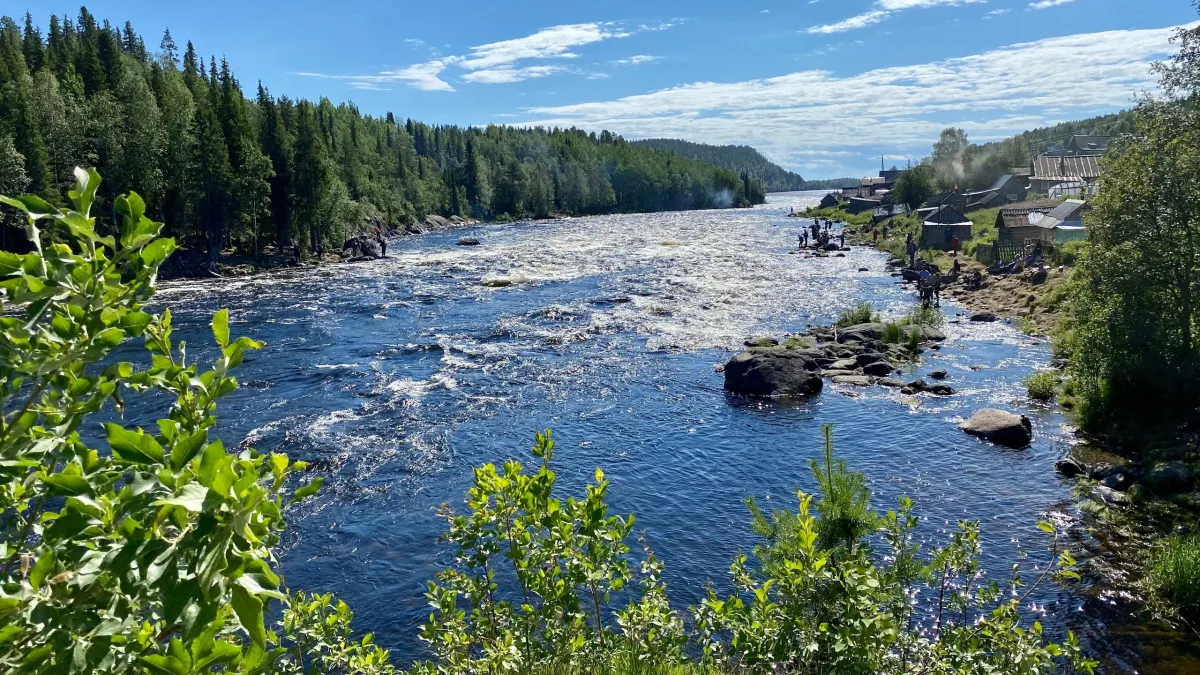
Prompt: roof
<box><xmin>923</xmin><ymin>204</ymin><xmax>972</xmax><ymax>226</ymax></box>
<box><xmin>872</xmin><ymin>204</ymin><xmax>910</xmax><ymax>218</ymax></box>
<box><xmin>1010</xmin><ymin>167</ymin><xmax>1033</xmax><ymax>178</ymax></box>
<box><xmin>996</xmin><ymin>199</ymin><xmax>1061</xmax><ymax>229</ymax></box>
<box><xmin>989</xmin><ymin>174</ymin><xmax>1015</xmax><ymax>191</ymax></box>
<box><xmin>965</xmin><ymin>191</ymin><xmax>1008</xmax><ymax>211</ymax></box>
<box><xmin>1044</xmin><ymin>199</ymin><xmax>1089</xmax><ymax>223</ymax></box>
<box><xmin>1033</xmin><ymin>154</ymin><xmax>1102</xmax><ymax>180</ymax></box>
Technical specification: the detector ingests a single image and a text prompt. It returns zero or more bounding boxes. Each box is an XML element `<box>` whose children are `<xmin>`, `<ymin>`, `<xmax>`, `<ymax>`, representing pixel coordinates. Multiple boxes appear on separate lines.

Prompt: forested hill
<box><xmin>0</xmin><ymin>9</ymin><xmax>765</xmax><ymax>259</ymax></box>
<box><xmin>630</xmin><ymin>138</ymin><xmax>859</xmax><ymax>192</ymax></box>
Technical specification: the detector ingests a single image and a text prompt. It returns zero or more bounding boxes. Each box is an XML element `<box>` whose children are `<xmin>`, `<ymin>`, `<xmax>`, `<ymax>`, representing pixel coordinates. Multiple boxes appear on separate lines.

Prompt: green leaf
<box><xmin>230</xmin><ymin>585</ymin><xmax>266</xmax><ymax>659</ymax></box>
<box><xmin>141</xmin><ymin>238</ymin><xmax>177</xmax><ymax>268</ymax></box>
<box><xmin>289</xmin><ymin>476</ymin><xmax>324</xmax><ymax>506</ymax></box>
<box><xmin>96</xmin><ymin>327</ymin><xmax>126</xmax><ymax>348</ymax></box>
<box><xmin>69</xmin><ymin>167</ymin><xmax>101</xmax><ymax>215</ymax></box>
<box><xmin>0</xmin><ymin>194</ymin><xmax>56</xmax><ymax>219</ymax></box>
<box><xmin>157</xmin><ymin>483</ymin><xmax>210</xmax><ymax>513</ymax></box>
<box><xmin>170</xmin><ymin>429</ymin><xmax>208</xmax><ymax>470</ymax></box>
<box><xmin>212</xmin><ymin>309</ymin><xmax>229</xmax><ymax>349</ymax></box>
<box><xmin>105</xmin><ymin>423</ymin><xmax>165</xmax><ymax>464</ymax></box>
<box><xmin>1036</xmin><ymin>521</ymin><xmax>1054</xmax><ymax>534</ymax></box>
<box><xmin>39</xmin><ymin>471</ymin><xmax>92</xmax><ymax>496</ymax></box>
<box><xmin>29</xmin><ymin>549</ymin><xmax>56</xmax><ymax>589</ymax></box>
<box><xmin>120</xmin><ymin>311</ymin><xmax>153</xmax><ymax>336</ymax></box>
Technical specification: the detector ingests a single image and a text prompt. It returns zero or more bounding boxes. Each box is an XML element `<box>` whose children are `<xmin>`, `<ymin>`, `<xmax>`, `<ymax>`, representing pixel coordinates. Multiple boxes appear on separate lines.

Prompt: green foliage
<box><xmin>1067</xmin><ymin>35</ymin><xmax>1200</xmax><ymax>428</ymax></box>
<box><xmin>420</xmin><ymin>426</ymin><xmax>1097</xmax><ymax>675</ymax></box>
<box><xmin>1145</xmin><ymin>534</ymin><xmax>1200</xmax><ymax>622</ymax></box>
<box><xmin>882</xmin><ymin>320</ymin><xmax>906</xmax><ymax>344</ymax></box>
<box><xmin>836</xmin><ymin>301</ymin><xmax>876</xmax><ymax>327</ymax></box>
<box><xmin>891</xmin><ymin>163</ymin><xmax>936</xmax><ymax>209</ymax></box>
<box><xmin>1024</xmin><ymin>371</ymin><xmax>1059</xmax><ymax>401</ymax></box>
<box><xmin>0</xmin><ymin>168</ymin><xmax>388</xmax><ymax>673</ymax></box>
<box><xmin>904</xmin><ymin>301</ymin><xmax>945</xmax><ymax>328</ymax></box>
<box><xmin>1053</xmin><ymin>240</ymin><xmax>1086</xmax><ymax>267</ymax></box>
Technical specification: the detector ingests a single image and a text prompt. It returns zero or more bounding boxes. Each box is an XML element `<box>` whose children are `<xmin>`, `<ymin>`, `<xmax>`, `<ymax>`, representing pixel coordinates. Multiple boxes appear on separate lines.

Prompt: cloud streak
<box><xmin>806</xmin><ymin>0</ymin><xmax>986</xmax><ymax>34</ymax></box>
<box><xmin>522</xmin><ymin>24</ymin><xmax>1187</xmax><ymax>173</ymax></box>
<box><xmin>299</xmin><ymin>19</ymin><xmax>680</xmax><ymax>91</ymax></box>
<box><xmin>1029</xmin><ymin>0</ymin><xmax>1075</xmax><ymax>9</ymax></box>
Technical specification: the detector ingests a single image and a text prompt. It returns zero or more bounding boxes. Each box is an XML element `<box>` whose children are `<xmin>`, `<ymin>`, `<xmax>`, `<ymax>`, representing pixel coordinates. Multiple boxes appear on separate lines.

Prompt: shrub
<box><xmin>417</xmin><ymin>425</ymin><xmax>1097</xmax><ymax>675</ymax></box>
<box><xmin>1054</xmin><ymin>240</ymin><xmax>1087</xmax><ymax>267</ymax></box>
<box><xmin>1025</xmin><ymin>370</ymin><xmax>1060</xmax><ymax>401</ymax></box>
<box><xmin>1146</xmin><ymin>534</ymin><xmax>1200</xmax><ymax>621</ymax></box>
<box><xmin>0</xmin><ymin>170</ymin><xmax>390</xmax><ymax>674</ymax></box>
<box><xmin>882</xmin><ymin>320</ymin><xmax>906</xmax><ymax>344</ymax></box>
<box><xmin>904</xmin><ymin>301</ymin><xmax>945</xmax><ymax>328</ymax></box>
<box><xmin>836</xmin><ymin>301</ymin><xmax>876</xmax><ymax>327</ymax></box>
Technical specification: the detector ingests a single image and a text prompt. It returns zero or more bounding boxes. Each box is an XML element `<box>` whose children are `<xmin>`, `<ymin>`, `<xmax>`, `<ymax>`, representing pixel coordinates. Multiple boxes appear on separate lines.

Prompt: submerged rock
<box><xmin>457</xmin><ymin>237</ymin><xmax>481</xmax><ymax>246</ymax></box>
<box><xmin>927</xmin><ymin>383</ymin><xmax>955</xmax><ymax>396</ymax></box>
<box><xmin>970</xmin><ymin>312</ymin><xmax>998</xmax><ymax>322</ymax></box>
<box><xmin>833</xmin><ymin>375</ymin><xmax>873</xmax><ymax>387</ymax></box>
<box><xmin>928</xmin><ymin>369</ymin><xmax>949</xmax><ymax>380</ymax></box>
<box><xmin>961</xmin><ymin>409</ymin><xmax>1033</xmax><ymax>448</ymax></box>
<box><xmin>724</xmin><ymin>347</ymin><xmax>823</xmax><ymax>397</ymax></box>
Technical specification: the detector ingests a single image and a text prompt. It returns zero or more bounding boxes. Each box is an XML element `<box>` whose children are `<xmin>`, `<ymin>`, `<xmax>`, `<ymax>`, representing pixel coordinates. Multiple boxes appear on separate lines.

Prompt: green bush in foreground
<box><xmin>1025</xmin><ymin>371</ymin><xmax>1060</xmax><ymax>401</ymax></box>
<box><xmin>1</xmin><ymin>170</ymin><xmax>1097</xmax><ymax>674</ymax></box>
<box><xmin>0</xmin><ymin>169</ymin><xmax>386</xmax><ymax>674</ymax></box>
<box><xmin>1146</xmin><ymin>535</ymin><xmax>1200</xmax><ymax>623</ymax></box>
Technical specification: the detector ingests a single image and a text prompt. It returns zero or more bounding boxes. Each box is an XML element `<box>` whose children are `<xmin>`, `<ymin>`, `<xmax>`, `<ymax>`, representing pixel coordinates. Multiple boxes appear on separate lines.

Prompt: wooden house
<box><xmin>995</xmin><ymin>199</ymin><xmax>1059</xmax><ymax>243</ymax></box>
<box><xmin>818</xmin><ymin>192</ymin><xmax>839</xmax><ymax>209</ymax></box>
<box><xmin>920</xmin><ymin>205</ymin><xmax>973</xmax><ymax>249</ymax></box>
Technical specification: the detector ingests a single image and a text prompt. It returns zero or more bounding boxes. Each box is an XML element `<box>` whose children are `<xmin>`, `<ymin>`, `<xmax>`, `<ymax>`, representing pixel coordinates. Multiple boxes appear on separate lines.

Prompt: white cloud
<box><xmin>296</xmin><ymin>59</ymin><xmax>456</xmax><ymax>92</ymax></box>
<box><xmin>612</xmin><ymin>55</ymin><xmax>659</xmax><ymax>66</ymax></box>
<box><xmin>806</xmin><ymin>0</ymin><xmax>985</xmax><ymax>34</ymax></box>
<box><xmin>985</xmin><ymin>8</ymin><xmax>1012</xmax><ymax>17</ymax></box>
<box><xmin>1029</xmin><ymin>0</ymin><xmax>1074</xmax><ymax>8</ymax></box>
<box><xmin>521</xmin><ymin>24</ymin><xmax>1188</xmax><ymax>173</ymax></box>
<box><xmin>462</xmin><ymin>65</ymin><xmax>564</xmax><ymax>84</ymax></box>
<box><xmin>300</xmin><ymin>20</ymin><xmax>681</xmax><ymax>89</ymax></box>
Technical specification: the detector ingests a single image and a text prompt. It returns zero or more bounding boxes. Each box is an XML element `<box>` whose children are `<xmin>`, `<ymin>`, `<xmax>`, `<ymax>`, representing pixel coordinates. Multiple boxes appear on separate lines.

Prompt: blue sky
<box><xmin>21</xmin><ymin>0</ymin><xmax>1197</xmax><ymax>177</ymax></box>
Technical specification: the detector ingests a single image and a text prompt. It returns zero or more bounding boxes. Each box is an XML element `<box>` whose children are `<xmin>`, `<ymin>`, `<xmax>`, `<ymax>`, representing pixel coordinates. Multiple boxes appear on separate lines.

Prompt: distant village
<box><xmin>823</xmin><ymin>134</ymin><xmax>1106</xmax><ymax>256</ymax></box>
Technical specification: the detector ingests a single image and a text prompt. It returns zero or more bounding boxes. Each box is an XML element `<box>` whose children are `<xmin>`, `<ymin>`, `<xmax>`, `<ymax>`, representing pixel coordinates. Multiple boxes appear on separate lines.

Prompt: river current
<box><xmin>123</xmin><ymin>191</ymin><xmax>1172</xmax><ymax>670</ymax></box>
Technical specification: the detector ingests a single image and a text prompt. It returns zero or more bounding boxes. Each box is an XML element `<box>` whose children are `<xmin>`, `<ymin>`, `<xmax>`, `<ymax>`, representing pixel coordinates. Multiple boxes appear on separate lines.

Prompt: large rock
<box><xmin>961</xmin><ymin>409</ymin><xmax>1033</xmax><ymax>448</ymax></box>
<box><xmin>837</xmin><ymin>323</ymin><xmax>885</xmax><ymax>343</ymax></box>
<box><xmin>927</xmin><ymin>383</ymin><xmax>955</xmax><ymax>396</ymax></box>
<box><xmin>724</xmin><ymin>347</ymin><xmax>824</xmax><ymax>397</ymax></box>
<box><xmin>457</xmin><ymin>237</ymin><xmax>481</xmax><ymax>246</ymax></box>
<box><xmin>833</xmin><ymin>375</ymin><xmax>873</xmax><ymax>387</ymax></box>
<box><xmin>1092</xmin><ymin>485</ymin><xmax>1132</xmax><ymax>507</ymax></box>
<box><xmin>855</xmin><ymin>352</ymin><xmax>886</xmax><ymax>366</ymax></box>
<box><xmin>970</xmin><ymin>312</ymin><xmax>998</xmax><ymax>322</ymax></box>
<box><xmin>862</xmin><ymin>361</ymin><xmax>895</xmax><ymax>377</ymax></box>
<box><xmin>1055</xmin><ymin>457</ymin><xmax>1086</xmax><ymax>478</ymax></box>
<box><xmin>928</xmin><ymin>369</ymin><xmax>949</xmax><ymax>380</ymax></box>
<box><xmin>830</xmin><ymin>358</ymin><xmax>860</xmax><ymax>371</ymax></box>
<box><xmin>342</xmin><ymin>234</ymin><xmax>383</xmax><ymax>259</ymax></box>
<box><xmin>1145</xmin><ymin>462</ymin><xmax>1195</xmax><ymax>495</ymax></box>
<box><xmin>423</xmin><ymin>214</ymin><xmax>454</xmax><ymax>230</ymax></box>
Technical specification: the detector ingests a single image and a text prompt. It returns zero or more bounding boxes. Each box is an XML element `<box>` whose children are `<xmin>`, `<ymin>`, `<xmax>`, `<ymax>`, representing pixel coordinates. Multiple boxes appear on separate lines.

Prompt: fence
<box><xmin>974</xmin><ymin>241</ymin><xmax>1039</xmax><ymax>266</ymax></box>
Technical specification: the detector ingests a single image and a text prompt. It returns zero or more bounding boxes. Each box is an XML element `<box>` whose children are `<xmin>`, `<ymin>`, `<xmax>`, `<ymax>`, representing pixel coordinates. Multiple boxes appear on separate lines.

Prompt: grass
<box><xmin>805</xmin><ymin>205</ymin><xmax>873</xmax><ymax>228</ymax></box>
<box><xmin>1019</xmin><ymin>316</ymin><xmax>1038</xmax><ymax>336</ymax></box>
<box><xmin>904</xmin><ymin>302</ymin><xmax>944</xmax><ymax>328</ymax></box>
<box><xmin>882</xmin><ymin>321</ymin><xmax>906</xmax><ymax>344</ymax></box>
<box><xmin>782</xmin><ymin>335</ymin><xmax>815</xmax><ymax>349</ymax></box>
<box><xmin>1146</xmin><ymin>534</ymin><xmax>1200</xmax><ymax>621</ymax></box>
<box><xmin>836</xmin><ymin>301</ymin><xmax>876</xmax><ymax>327</ymax></box>
<box><xmin>1024</xmin><ymin>371</ymin><xmax>1059</xmax><ymax>401</ymax></box>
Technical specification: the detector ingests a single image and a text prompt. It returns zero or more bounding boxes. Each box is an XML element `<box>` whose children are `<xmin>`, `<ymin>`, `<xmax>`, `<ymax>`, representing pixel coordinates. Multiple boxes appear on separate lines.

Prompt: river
<box><xmin>130</xmin><ymin>191</ymin><xmax>1176</xmax><ymax>671</ymax></box>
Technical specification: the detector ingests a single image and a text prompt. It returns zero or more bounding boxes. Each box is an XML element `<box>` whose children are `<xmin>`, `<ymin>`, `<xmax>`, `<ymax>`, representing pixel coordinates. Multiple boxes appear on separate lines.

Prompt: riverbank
<box><xmin>807</xmin><ymin>202</ymin><xmax>1200</xmax><ymax>661</ymax></box>
<box><xmin>159</xmin><ymin>214</ymin><xmax>480</xmax><ymax>280</ymax></box>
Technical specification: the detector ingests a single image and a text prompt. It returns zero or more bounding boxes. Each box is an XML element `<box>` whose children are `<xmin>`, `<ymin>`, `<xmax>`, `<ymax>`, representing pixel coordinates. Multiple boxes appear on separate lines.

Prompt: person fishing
<box><xmin>839</xmin><ymin>230</ymin><xmax>846</xmax><ymax>248</ymax></box>
<box><xmin>872</xmin><ymin>228</ymin><xmax>879</xmax><ymax>244</ymax></box>
<box><xmin>374</xmin><ymin>225</ymin><xmax>387</xmax><ymax>256</ymax></box>
<box><xmin>906</xmin><ymin>234</ymin><xmax>917</xmax><ymax>268</ymax></box>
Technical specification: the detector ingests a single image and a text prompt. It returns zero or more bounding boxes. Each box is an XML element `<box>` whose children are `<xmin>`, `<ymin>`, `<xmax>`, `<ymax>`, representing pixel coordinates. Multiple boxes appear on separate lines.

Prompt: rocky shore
<box><xmin>159</xmin><ymin>213</ymin><xmax>479</xmax><ymax>280</ymax></box>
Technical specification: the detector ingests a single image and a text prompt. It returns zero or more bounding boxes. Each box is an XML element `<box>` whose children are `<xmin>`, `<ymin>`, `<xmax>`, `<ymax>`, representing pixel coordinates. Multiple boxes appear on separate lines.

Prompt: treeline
<box><xmin>630</xmin><ymin>137</ymin><xmax>856</xmax><ymax>192</ymax></box>
<box><xmin>910</xmin><ymin>111</ymin><xmax>1134</xmax><ymax>196</ymax></box>
<box><xmin>0</xmin><ymin>8</ymin><xmax>762</xmax><ymax>261</ymax></box>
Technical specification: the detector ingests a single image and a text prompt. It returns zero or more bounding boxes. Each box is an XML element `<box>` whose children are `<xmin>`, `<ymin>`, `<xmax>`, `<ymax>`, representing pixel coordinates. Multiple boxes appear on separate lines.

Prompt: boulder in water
<box><xmin>927</xmin><ymin>383</ymin><xmax>955</xmax><ymax>396</ymax></box>
<box><xmin>928</xmin><ymin>369</ymin><xmax>949</xmax><ymax>380</ymax></box>
<box><xmin>833</xmin><ymin>375</ymin><xmax>872</xmax><ymax>387</ymax></box>
<box><xmin>961</xmin><ymin>409</ymin><xmax>1033</xmax><ymax>448</ymax></box>
<box><xmin>457</xmin><ymin>237</ymin><xmax>481</xmax><ymax>246</ymax></box>
<box><xmin>342</xmin><ymin>234</ymin><xmax>383</xmax><ymax>259</ymax></box>
<box><xmin>862</xmin><ymin>361</ymin><xmax>895</xmax><ymax>377</ymax></box>
<box><xmin>970</xmin><ymin>312</ymin><xmax>998</xmax><ymax>322</ymax></box>
<box><xmin>1055</xmin><ymin>457</ymin><xmax>1086</xmax><ymax>478</ymax></box>
<box><xmin>724</xmin><ymin>347</ymin><xmax>823</xmax><ymax>397</ymax></box>
<box><xmin>1092</xmin><ymin>485</ymin><xmax>1132</xmax><ymax>507</ymax></box>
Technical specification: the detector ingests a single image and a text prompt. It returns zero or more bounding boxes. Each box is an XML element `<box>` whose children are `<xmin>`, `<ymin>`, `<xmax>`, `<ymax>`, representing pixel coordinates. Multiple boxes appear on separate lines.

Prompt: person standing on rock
<box><xmin>373</xmin><ymin>225</ymin><xmax>387</xmax><ymax>257</ymax></box>
<box><xmin>872</xmin><ymin>228</ymin><xmax>879</xmax><ymax>244</ymax></box>
<box><xmin>906</xmin><ymin>234</ymin><xmax>917</xmax><ymax>268</ymax></box>
<box><xmin>839</xmin><ymin>230</ymin><xmax>846</xmax><ymax>248</ymax></box>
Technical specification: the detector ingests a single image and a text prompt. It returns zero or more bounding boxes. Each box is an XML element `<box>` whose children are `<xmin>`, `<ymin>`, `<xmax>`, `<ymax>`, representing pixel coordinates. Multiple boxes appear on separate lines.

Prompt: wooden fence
<box><xmin>974</xmin><ymin>241</ymin><xmax>1036</xmax><ymax>266</ymax></box>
